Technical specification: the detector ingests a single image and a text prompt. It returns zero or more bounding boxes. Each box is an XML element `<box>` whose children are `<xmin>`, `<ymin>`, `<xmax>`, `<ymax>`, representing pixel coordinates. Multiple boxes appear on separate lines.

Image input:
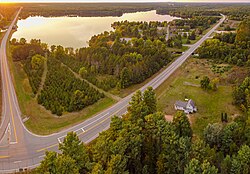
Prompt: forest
<box><xmin>11</xmin><ymin>40</ymin><xmax>104</xmax><ymax>116</ymax></box>
<box><xmin>50</xmin><ymin>17</ymin><xmax>219</xmax><ymax>92</ymax></box>
<box><xmin>54</xmin><ymin>20</ymin><xmax>173</xmax><ymax>91</ymax></box>
<box><xmin>197</xmin><ymin>19</ymin><xmax>250</xmax><ymax>66</ymax></box>
<box><xmin>37</xmin><ymin>87</ymin><xmax>250</xmax><ymax>174</ymax></box>
<box><xmin>37</xmin><ymin>56</ymin><xmax>104</xmax><ymax>116</ymax></box>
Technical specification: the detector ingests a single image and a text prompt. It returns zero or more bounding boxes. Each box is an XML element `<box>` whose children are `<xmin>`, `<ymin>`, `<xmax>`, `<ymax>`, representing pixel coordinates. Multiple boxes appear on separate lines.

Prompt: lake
<box><xmin>12</xmin><ymin>10</ymin><xmax>180</xmax><ymax>48</ymax></box>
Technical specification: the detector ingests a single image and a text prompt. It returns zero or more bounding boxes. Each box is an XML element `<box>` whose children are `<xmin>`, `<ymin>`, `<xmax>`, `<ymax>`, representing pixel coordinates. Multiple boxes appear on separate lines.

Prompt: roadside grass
<box><xmin>167</xmin><ymin>46</ymin><xmax>189</xmax><ymax>52</ymax></box>
<box><xmin>155</xmin><ymin>58</ymin><xmax>241</xmax><ymax>137</ymax></box>
<box><xmin>7</xmin><ymin>44</ymin><xmax>115</xmax><ymax>135</ymax></box>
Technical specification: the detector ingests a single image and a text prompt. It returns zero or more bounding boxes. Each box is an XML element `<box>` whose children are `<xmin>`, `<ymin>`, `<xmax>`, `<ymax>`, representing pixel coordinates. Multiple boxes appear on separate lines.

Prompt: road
<box><xmin>0</xmin><ymin>9</ymin><xmax>226</xmax><ymax>173</ymax></box>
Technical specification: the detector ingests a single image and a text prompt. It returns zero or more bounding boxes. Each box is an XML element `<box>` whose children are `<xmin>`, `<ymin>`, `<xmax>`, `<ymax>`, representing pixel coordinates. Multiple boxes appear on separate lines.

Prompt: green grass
<box><xmin>155</xmin><ymin>58</ymin><xmax>240</xmax><ymax>137</ymax></box>
<box><xmin>167</xmin><ymin>46</ymin><xmax>189</xmax><ymax>52</ymax></box>
<box><xmin>181</xmin><ymin>37</ymin><xmax>201</xmax><ymax>45</ymax></box>
<box><xmin>7</xmin><ymin>44</ymin><xmax>116</xmax><ymax>135</ymax></box>
<box><xmin>25</xmin><ymin>97</ymin><xmax>114</xmax><ymax>135</ymax></box>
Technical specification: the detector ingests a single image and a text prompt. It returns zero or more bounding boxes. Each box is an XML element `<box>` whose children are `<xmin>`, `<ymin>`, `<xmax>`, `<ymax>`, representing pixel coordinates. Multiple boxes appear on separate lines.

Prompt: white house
<box><xmin>174</xmin><ymin>99</ymin><xmax>197</xmax><ymax>114</ymax></box>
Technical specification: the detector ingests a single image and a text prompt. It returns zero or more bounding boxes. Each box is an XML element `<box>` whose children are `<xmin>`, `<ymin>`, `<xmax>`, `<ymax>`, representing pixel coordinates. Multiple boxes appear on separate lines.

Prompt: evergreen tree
<box><xmin>59</xmin><ymin>132</ymin><xmax>91</xmax><ymax>173</ymax></box>
<box><xmin>172</xmin><ymin>111</ymin><xmax>192</xmax><ymax>137</ymax></box>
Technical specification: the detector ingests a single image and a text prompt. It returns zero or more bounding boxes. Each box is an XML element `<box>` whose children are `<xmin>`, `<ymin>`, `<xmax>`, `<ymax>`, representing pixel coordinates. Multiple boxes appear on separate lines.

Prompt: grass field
<box><xmin>156</xmin><ymin>58</ymin><xmax>241</xmax><ymax>137</ymax></box>
<box><xmin>7</xmin><ymin>44</ymin><xmax>116</xmax><ymax>135</ymax></box>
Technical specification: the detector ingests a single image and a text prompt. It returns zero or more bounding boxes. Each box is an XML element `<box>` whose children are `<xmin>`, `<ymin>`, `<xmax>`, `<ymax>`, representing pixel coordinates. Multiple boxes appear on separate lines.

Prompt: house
<box><xmin>174</xmin><ymin>99</ymin><xmax>197</xmax><ymax>114</ymax></box>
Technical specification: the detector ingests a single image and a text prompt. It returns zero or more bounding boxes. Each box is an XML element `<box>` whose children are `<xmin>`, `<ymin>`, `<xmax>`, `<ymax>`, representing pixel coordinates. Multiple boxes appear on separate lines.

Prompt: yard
<box><xmin>156</xmin><ymin>58</ymin><xmax>241</xmax><ymax>137</ymax></box>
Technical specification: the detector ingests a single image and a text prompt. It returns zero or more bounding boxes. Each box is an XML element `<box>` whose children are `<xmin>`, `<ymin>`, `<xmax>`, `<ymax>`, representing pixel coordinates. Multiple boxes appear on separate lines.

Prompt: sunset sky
<box><xmin>0</xmin><ymin>0</ymin><xmax>250</xmax><ymax>3</ymax></box>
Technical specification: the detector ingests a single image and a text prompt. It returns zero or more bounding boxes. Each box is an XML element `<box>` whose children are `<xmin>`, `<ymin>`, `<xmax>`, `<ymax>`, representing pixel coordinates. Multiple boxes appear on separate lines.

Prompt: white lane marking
<box><xmin>9</xmin><ymin>142</ymin><xmax>17</xmax><ymax>145</ymax></box>
<box><xmin>82</xmin><ymin>112</ymin><xmax>110</xmax><ymax>129</ymax></box>
<box><xmin>38</xmin><ymin>155</ymin><xmax>45</xmax><ymax>158</ymax></box>
<box><xmin>58</xmin><ymin>126</ymin><xmax>86</xmax><ymax>143</ymax></box>
<box><xmin>13</xmin><ymin>161</ymin><xmax>22</xmax><ymax>164</ymax></box>
<box><xmin>57</xmin><ymin>135</ymin><xmax>66</xmax><ymax>144</ymax></box>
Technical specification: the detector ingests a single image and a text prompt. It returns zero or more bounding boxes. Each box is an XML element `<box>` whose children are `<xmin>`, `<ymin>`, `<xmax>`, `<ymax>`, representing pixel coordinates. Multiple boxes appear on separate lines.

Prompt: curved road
<box><xmin>0</xmin><ymin>9</ymin><xmax>226</xmax><ymax>173</ymax></box>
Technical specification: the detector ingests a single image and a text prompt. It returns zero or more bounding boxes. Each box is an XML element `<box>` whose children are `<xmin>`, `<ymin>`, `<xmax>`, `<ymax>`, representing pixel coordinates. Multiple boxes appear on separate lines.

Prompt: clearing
<box><xmin>156</xmin><ymin>58</ymin><xmax>242</xmax><ymax>137</ymax></box>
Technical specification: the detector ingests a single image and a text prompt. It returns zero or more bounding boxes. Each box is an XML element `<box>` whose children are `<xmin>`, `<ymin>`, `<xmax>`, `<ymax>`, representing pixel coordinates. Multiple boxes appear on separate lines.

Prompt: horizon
<box><xmin>1</xmin><ymin>0</ymin><xmax>250</xmax><ymax>3</ymax></box>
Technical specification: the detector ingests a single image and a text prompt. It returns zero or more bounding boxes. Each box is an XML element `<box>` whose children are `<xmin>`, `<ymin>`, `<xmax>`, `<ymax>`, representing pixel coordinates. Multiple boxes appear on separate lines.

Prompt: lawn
<box><xmin>7</xmin><ymin>44</ymin><xmax>116</xmax><ymax>135</ymax></box>
<box><xmin>156</xmin><ymin>58</ymin><xmax>241</xmax><ymax>137</ymax></box>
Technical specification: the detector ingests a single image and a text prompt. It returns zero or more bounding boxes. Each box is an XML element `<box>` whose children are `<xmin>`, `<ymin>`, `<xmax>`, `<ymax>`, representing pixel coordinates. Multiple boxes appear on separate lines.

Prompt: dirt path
<box><xmin>35</xmin><ymin>59</ymin><xmax>48</xmax><ymax>98</ymax></box>
<box><xmin>60</xmin><ymin>62</ymin><xmax>122</xmax><ymax>102</ymax></box>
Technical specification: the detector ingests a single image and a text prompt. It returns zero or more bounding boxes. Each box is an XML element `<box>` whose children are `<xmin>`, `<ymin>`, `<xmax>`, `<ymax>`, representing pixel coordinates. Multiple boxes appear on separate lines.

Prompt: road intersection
<box><xmin>0</xmin><ymin>9</ymin><xmax>226</xmax><ymax>173</ymax></box>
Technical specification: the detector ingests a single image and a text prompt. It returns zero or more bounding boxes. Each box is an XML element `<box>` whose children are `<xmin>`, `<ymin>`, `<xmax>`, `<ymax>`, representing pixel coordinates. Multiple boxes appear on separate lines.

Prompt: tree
<box><xmin>221</xmin><ymin>155</ymin><xmax>232</xmax><ymax>174</ymax></box>
<box><xmin>184</xmin><ymin>158</ymin><xmax>201</xmax><ymax>174</ymax></box>
<box><xmin>79</xmin><ymin>67</ymin><xmax>88</xmax><ymax>78</ymax></box>
<box><xmin>231</xmin><ymin>145</ymin><xmax>250</xmax><ymax>174</ymax></box>
<box><xmin>236</xmin><ymin>19</ymin><xmax>250</xmax><ymax>42</ymax></box>
<box><xmin>36</xmin><ymin>151</ymin><xmax>58</xmax><ymax>174</ymax></box>
<box><xmin>36</xmin><ymin>151</ymin><xmax>79</xmax><ymax>174</ymax></box>
<box><xmin>59</xmin><ymin>132</ymin><xmax>91</xmax><ymax>173</ymax></box>
<box><xmin>91</xmin><ymin>163</ymin><xmax>104</xmax><ymax>174</ymax></box>
<box><xmin>31</xmin><ymin>54</ymin><xmax>45</xmax><ymax>70</ymax></box>
<box><xmin>143</xmin><ymin>87</ymin><xmax>157</xmax><ymax>115</ymax></box>
<box><xmin>200</xmin><ymin>76</ymin><xmax>211</xmax><ymax>90</ymax></box>
<box><xmin>201</xmin><ymin>160</ymin><xmax>218</xmax><ymax>174</ymax></box>
<box><xmin>203</xmin><ymin>123</ymin><xmax>223</xmax><ymax>148</ymax></box>
<box><xmin>189</xmin><ymin>31</ymin><xmax>196</xmax><ymax>40</ymax></box>
<box><xmin>56</xmin><ymin>155</ymin><xmax>79</xmax><ymax>174</ymax></box>
<box><xmin>172</xmin><ymin>111</ymin><xmax>192</xmax><ymax>137</ymax></box>
<box><xmin>105</xmin><ymin>155</ymin><xmax>128</xmax><ymax>174</ymax></box>
<box><xmin>20</xmin><ymin>37</ymin><xmax>27</xmax><ymax>45</ymax></box>
<box><xmin>120</xmin><ymin>67</ymin><xmax>130</xmax><ymax>89</ymax></box>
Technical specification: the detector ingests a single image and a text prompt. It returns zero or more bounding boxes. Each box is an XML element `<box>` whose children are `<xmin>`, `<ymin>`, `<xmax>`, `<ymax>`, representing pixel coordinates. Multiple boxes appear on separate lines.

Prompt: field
<box><xmin>156</xmin><ymin>57</ymin><xmax>241</xmax><ymax>137</ymax></box>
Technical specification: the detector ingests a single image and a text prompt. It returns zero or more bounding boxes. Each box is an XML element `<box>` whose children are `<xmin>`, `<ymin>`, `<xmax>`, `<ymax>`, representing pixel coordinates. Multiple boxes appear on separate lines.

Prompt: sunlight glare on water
<box><xmin>12</xmin><ymin>10</ymin><xmax>180</xmax><ymax>48</ymax></box>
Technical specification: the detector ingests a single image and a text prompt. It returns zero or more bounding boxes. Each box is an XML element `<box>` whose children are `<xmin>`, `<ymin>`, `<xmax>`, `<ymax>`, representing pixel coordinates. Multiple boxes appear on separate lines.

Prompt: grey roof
<box><xmin>188</xmin><ymin>99</ymin><xmax>196</xmax><ymax>108</ymax></box>
<box><xmin>175</xmin><ymin>101</ymin><xmax>188</xmax><ymax>108</ymax></box>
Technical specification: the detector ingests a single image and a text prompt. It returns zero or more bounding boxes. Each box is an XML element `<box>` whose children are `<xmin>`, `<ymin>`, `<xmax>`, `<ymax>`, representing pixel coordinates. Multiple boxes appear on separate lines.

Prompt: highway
<box><xmin>0</xmin><ymin>9</ymin><xmax>226</xmax><ymax>173</ymax></box>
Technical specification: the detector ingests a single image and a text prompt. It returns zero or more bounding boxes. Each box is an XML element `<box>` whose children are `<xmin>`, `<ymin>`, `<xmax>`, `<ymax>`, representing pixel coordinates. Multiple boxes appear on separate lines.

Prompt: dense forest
<box><xmin>50</xmin><ymin>17</ymin><xmax>219</xmax><ymax>92</ymax></box>
<box><xmin>197</xmin><ymin>19</ymin><xmax>250</xmax><ymax>66</ymax></box>
<box><xmin>37</xmin><ymin>56</ymin><xmax>104</xmax><ymax>116</ymax></box>
<box><xmin>11</xmin><ymin>40</ymin><xmax>104</xmax><ymax>116</ymax></box>
<box><xmin>37</xmin><ymin>87</ymin><xmax>250</xmax><ymax>174</ymax></box>
<box><xmin>54</xmin><ymin>20</ymin><xmax>173</xmax><ymax>91</ymax></box>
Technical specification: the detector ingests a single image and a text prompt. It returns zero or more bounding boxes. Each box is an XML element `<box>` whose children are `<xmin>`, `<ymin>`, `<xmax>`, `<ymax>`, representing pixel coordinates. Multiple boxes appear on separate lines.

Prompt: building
<box><xmin>174</xmin><ymin>99</ymin><xmax>197</xmax><ymax>114</ymax></box>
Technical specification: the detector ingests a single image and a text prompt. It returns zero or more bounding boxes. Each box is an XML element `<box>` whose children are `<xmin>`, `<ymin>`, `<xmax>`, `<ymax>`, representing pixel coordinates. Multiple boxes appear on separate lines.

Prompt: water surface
<box><xmin>12</xmin><ymin>10</ymin><xmax>180</xmax><ymax>48</ymax></box>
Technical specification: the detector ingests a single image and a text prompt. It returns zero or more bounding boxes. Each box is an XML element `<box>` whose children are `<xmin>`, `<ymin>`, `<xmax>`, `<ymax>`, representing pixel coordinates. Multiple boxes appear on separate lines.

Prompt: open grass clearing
<box><xmin>155</xmin><ymin>58</ymin><xmax>241</xmax><ymax>137</ymax></box>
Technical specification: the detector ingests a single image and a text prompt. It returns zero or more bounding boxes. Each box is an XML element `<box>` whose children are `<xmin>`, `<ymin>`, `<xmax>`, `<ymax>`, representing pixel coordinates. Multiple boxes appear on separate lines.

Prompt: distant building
<box><xmin>174</xmin><ymin>99</ymin><xmax>197</xmax><ymax>114</ymax></box>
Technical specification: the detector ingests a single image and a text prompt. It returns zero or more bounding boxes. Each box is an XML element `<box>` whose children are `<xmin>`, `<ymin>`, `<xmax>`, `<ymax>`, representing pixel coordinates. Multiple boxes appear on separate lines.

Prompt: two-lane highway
<box><xmin>0</xmin><ymin>9</ymin><xmax>226</xmax><ymax>173</ymax></box>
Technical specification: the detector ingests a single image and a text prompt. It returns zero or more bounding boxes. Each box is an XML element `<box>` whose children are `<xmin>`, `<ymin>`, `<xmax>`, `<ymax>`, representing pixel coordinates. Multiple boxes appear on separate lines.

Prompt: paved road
<box><xmin>0</xmin><ymin>10</ymin><xmax>226</xmax><ymax>173</ymax></box>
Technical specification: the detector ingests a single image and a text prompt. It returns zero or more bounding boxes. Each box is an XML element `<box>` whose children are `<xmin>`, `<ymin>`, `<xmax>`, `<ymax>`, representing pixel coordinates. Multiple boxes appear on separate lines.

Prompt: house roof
<box><xmin>188</xmin><ymin>99</ymin><xmax>196</xmax><ymax>108</ymax></box>
<box><xmin>175</xmin><ymin>101</ymin><xmax>188</xmax><ymax>108</ymax></box>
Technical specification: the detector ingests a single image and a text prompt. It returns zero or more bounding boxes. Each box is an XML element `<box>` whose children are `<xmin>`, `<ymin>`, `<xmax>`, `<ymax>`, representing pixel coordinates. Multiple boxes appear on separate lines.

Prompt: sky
<box><xmin>0</xmin><ymin>0</ymin><xmax>250</xmax><ymax>2</ymax></box>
